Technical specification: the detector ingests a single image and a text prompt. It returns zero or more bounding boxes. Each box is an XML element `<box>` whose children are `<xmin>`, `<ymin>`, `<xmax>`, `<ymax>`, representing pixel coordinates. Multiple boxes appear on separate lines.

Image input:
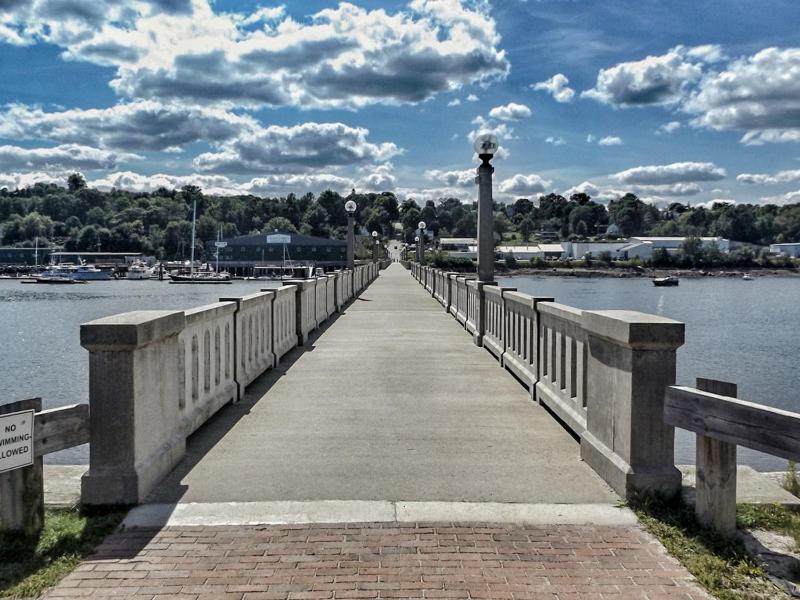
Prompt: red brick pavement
<box><xmin>45</xmin><ymin>523</ymin><xmax>709</xmax><ymax>600</ymax></box>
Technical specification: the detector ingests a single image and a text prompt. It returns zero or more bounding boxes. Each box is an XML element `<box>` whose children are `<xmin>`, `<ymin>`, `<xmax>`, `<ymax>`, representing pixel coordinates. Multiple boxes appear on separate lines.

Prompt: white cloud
<box><xmin>488</xmin><ymin>102</ymin><xmax>531</xmax><ymax>121</ymax></box>
<box><xmin>0</xmin><ymin>170</ymin><xmax>65</xmax><ymax>190</ymax></box>
<box><xmin>737</xmin><ymin>169</ymin><xmax>800</xmax><ymax>185</ymax></box>
<box><xmin>685</xmin><ymin>47</ymin><xmax>800</xmax><ymax>145</ymax></box>
<box><xmin>0</xmin><ymin>101</ymin><xmax>257</xmax><ymax>151</ymax></box>
<box><xmin>612</xmin><ymin>161</ymin><xmax>726</xmax><ymax>185</ymax></box>
<box><xmin>0</xmin><ymin>143</ymin><xmax>139</xmax><ymax>171</ymax></box>
<box><xmin>630</xmin><ymin>182</ymin><xmax>703</xmax><ymax>196</ymax></box>
<box><xmin>498</xmin><ymin>173</ymin><xmax>552</xmax><ymax>195</ymax></box>
<box><xmin>586</xmin><ymin>134</ymin><xmax>596</xmax><ymax>143</ymax></box>
<box><xmin>685</xmin><ymin>44</ymin><xmax>725</xmax><ymax>63</ymax></box>
<box><xmin>531</xmin><ymin>73</ymin><xmax>574</xmax><ymax>103</ymax></box>
<box><xmin>545</xmin><ymin>136</ymin><xmax>565</xmax><ymax>146</ymax></box>
<box><xmin>468</xmin><ymin>115</ymin><xmax>515</xmax><ymax>146</ymax></box>
<box><xmin>192</xmin><ymin>122</ymin><xmax>401</xmax><ymax>174</ymax></box>
<box><xmin>90</xmin><ymin>171</ymin><xmax>240</xmax><ymax>195</ymax></box>
<box><xmin>582</xmin><ymin>47</ymin><xmax>703</xmax><ymax>107</ymax></box>
<box><xmin>759</xmin><ymin>190</ymin><xmax>800</xmax><ymax>205</ymax></box>
<box><xmin>598</xmin><ymin>135</ymin><xmax>622</xmax><ymax>146</ymax></box>
<box><xmin>2</xmin><ymin>1</ymin><xmax>509</xmax><ymax>109</ymax></box>
<box><xmin>243</xmin><ymin>173</ymin><xmax>355</xmax><ymax>196</ymax></box>
<box><xmin>425</xmin><ymin>168</ymin><xmax>475</xmax><ymax>188</ymax></box>
<box><xmin>657</xmin><ymin>121</ymin><xmax>682</xmax><ymax>134</ymax></box>
<box><xmin>357</xmin><ymin>164</ymin><xmax>396</xmax><ymax>191</ymax></box>
<box><xmin>466</xmin><ymin>93</ymin><xmax>479</xmax><ymax>102</ymax></box>
<box><xmin>447</xmin><ymin>98</ymin><xmax>461</xmax><ymax>106</ymax></box>
<box><xmin>563</xmin><ymin>181</ymin><xmax>599</xmax><ymax>197</ymax></box>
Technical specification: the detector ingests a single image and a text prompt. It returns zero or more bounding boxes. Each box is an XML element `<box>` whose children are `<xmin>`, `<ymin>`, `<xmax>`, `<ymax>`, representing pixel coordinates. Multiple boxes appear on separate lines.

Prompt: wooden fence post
<box><xmin>0</xmin><ymin>398</ymin><xmax>44</xmax><ymax>537</ymax></box>
<box><xmin>695</xmin><ymin>378</ymin><xmax>738</xmax><ymax>536</ymax></box>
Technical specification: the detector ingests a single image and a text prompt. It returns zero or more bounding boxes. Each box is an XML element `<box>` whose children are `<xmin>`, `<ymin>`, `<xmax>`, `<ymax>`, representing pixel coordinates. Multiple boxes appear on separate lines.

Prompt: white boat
<box><xmin>126</xmin><ymin>261</ymin><xmax>153</xmax><ymax>280</ymax></box>
<box><xmin>251</xmin><ymin>265</ymin><xmax>315</xmax><ymax>281</ymax></box>
<box><xmin>742</xmin><ymin>273</ymin><xmax>754</xmax><ymax>281</ymax></box>
<box><xmin>71</xmin><ymin>263</ymin><xmax>112</xmax><ymax>280</ymax></box>
<box><xmin>35</xmin><ymin>265</ymin><xmax>86</xmax><ymax>284</ymax></box>
<box><xmin>169</xmin><ymin>269</ymin><xmax>231</xmax><ymax>284</ymax></box>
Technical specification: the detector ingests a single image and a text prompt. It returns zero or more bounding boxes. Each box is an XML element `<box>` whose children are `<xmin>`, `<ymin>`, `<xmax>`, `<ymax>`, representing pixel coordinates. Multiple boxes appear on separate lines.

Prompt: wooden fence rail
<box><xmin>665</xmin><ymin>378</ymin><xmax>800</xmax><ymax>535</ymax></box>
<box><xmin>0</xmin><ymin>399</ymin><xmax>89</xmax><ymax>536</ymax></box>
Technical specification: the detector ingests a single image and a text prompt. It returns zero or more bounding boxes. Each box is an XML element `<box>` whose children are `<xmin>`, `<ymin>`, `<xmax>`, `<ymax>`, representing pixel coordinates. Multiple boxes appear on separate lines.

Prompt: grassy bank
<box><xmin>632</xmin><ymin>496</ymin><xmax>784</xmax><ymax>599</ymax></box>
<box><xmin>0</xmin><ymin>508</ymin><xmax>124</xmax><ymax>600</ymax></box>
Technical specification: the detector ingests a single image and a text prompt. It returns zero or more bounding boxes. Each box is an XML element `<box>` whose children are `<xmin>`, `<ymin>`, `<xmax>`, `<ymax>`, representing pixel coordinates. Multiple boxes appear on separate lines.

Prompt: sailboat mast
<box><xmin>190</xmin><ymin>199</ymin><xmax>196</xmax><ymax>278</ymax></box>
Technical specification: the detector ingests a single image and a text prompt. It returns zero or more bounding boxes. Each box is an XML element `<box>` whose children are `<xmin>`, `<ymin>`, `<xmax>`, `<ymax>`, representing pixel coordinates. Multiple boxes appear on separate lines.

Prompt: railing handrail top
<box><xmin>268</xmin><ymin>285</ymin><xmax>298</xmax><ymax>296</ymax></box>
<box><xmin>666</xmin><ymin>385</ymin><xmax>800</xmax><ymax>461</ymax></box>
<box><xmin>538</xmin><ymin>301</ymin><xmax>583</xmax><ymax>321</ymax></box>
<box><xmin>668</xmin><ymin>385</ymin><xmax>800</xmax><ymax>422</ymax></box>
<box><xmin>184</xmin><ymin>301</ymin><xmax>237</xmax><ymax>322</ymax></box>
<box><xmin>220</xmin><ymin>290</ymin><xmax>274</xmax><ymax>306</ymax></box>
<box><xmin>503</xmin><ymin>291</ymin><xmax>555</xmax><ymax>306</ymax></box>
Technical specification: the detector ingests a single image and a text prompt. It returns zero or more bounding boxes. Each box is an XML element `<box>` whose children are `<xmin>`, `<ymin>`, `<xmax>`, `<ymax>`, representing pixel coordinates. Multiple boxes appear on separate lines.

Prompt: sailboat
<box><xmin>169</xmin><ymin>200</ymin><xmax>232</xmax><ymax>284</ymax></box>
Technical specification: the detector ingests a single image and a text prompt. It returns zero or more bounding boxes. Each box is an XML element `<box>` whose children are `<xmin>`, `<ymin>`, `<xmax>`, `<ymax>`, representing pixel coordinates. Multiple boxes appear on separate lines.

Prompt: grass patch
<box><xmin>631</xmin><ymin>495</ymin><xmax>782</xmax><ymax>599</ymax></box>
<box><xmin>738</xmin><ymin>504</ymin><xmax>800</xmax><ymax>552</ymax></box>
<box><xmin>0</xmin><ymin>508</ymin><xmax>124</xmax><ymax>600</ymax></box>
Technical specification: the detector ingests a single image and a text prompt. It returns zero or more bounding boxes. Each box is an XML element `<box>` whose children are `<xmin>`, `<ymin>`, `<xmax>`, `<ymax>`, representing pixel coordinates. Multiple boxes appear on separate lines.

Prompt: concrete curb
<box><xmin>121</xmin><ymin>500</ymin><xmax>637</xmax><ymax>528</ymax></box>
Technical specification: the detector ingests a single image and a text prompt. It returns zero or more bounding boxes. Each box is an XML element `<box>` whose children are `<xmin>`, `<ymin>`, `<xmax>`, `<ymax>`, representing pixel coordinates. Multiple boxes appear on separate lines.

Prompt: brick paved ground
<box><xmin>45</xmin><ymin>522</ymin><xmax>708</xmax><ymax>600</ymax></box>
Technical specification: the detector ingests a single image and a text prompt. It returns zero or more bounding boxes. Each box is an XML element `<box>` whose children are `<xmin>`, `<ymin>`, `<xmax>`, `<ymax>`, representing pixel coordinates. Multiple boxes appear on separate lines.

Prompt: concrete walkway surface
<box><xmin>45</xmin><ymin>522</ymin><xmax>710</xmax><ymax>600</ymax></box>
<box><xmin>146</xmin><ymin>263</ymin><xmax>617</xmax><ymax>505</ymax></box>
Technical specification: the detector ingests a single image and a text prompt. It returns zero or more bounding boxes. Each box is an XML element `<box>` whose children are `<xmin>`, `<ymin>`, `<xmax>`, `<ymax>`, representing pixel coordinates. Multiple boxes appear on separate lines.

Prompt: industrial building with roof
<box><xmin>207</xmin><ymin>231</ymin><xmax>347</xmax><ymax>275</ymax></box>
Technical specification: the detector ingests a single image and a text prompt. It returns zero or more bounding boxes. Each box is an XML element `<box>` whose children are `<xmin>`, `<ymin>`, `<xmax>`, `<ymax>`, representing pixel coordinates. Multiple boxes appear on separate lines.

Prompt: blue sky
<box><xmin>1</xmin><ymin>0</ymin><xmax>799</xmax><ymax>206</ymax></box>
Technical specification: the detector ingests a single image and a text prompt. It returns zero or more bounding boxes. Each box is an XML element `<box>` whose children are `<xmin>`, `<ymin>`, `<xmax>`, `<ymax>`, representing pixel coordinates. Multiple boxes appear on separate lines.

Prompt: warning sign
<box><xmin>0</xmin><ymin>409</ymin><xmax>34</xmax><ymax>474</ymax></box>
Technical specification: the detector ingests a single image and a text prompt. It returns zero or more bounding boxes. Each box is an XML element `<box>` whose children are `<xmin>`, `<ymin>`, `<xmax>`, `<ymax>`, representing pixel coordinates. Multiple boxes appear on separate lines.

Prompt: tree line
<box><xmin>1</xmin><ymin>174</ymin><xmax>798</xmax><ymax>260</ymax></box>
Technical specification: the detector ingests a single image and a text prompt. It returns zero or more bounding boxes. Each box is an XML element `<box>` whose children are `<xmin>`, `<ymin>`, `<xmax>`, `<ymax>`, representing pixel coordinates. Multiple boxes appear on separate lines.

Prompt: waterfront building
<box><xmin>207</xmin><ymin>231</ymin><xmax>347</xmax><ymax>275</ymax></box>
<box><xmin>0</xmin><ymin>246</ymin><xmax>61</xmax><ymax>266</ymax></box>
<box><xmin>769</xmin><ymin>242</ymin><xmax>800</xmax><ymax>257</ymax></box>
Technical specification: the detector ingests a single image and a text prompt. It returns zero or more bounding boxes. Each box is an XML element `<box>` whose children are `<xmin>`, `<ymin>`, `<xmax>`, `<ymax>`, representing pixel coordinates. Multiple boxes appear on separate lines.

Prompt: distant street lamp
<box><xmin>345</xmin><ymin>200</ymin><xmax>357</xmax><ymax>269</ymax></box>
<box><xmin>417</xmin><ymin>220</ymin><xmax>426</xmax><ymax>263</ymax></box>
<box><xmin>371</xmin><ymin>230</ymin><xmax>379</xmax><ymax>262</ymax></box>
<box><xmin>474</xmin><ymin>133</ymin><xmax>499</xmax><ymax>282</ymax></box>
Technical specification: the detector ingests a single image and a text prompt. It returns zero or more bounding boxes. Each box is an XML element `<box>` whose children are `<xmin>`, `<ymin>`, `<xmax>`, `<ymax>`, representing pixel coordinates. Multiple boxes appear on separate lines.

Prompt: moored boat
<box><xmin>653</xmin><ymin>275</ymin><xmax>679</xmax><ymax>287</ymax></box>
<box><xmin>126</xmin><ymin>261</ymin><xmax>153</xmax><ymax>280</ymax></box>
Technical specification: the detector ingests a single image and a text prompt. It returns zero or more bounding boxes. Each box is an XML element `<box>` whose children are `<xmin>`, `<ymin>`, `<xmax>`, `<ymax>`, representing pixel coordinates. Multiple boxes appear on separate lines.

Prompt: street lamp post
<box><xmin>417</xmin><ymin>220</ymin><xmax>426</xmax><ymax>264</ymax></box>
<box><xmin>371</xmin><ymin>230</ymin><xmax>378</xmax><ymax>262</ymax></box>
<box><xmin>345</xmin><ymin>200</ymin><xmax>356</xmax><ymax>270</ymax></box>
<box><xmin>474</xmin><ymin>133</ymin><xmax>499</xmax><ymax>283</ymax></box>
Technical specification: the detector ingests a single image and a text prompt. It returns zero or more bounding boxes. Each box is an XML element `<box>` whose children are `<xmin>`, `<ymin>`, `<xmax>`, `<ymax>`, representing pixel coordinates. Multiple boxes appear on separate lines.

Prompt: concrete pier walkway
<box><xmin>146</xmin><ymin>263</ymin><xmax>616</xmax><ymax>506</ymax></box>
<box><xmin>43</xmin><ymin>264</ymin><xmax>712</xmax><ymax>600</ymax></box>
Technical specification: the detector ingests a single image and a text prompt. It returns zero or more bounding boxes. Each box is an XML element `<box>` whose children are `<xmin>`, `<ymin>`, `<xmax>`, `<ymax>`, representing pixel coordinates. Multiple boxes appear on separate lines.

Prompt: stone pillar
<box><xmin>285</xmin><ymin>279</ymin><xmax>315</xmax><ymax>346</ymax></box>
<box><xmin>476</xmin><ymin>154</ymin><xmax>494</xmax><ymax>283</ymax></box>
<box><xmin>80</xmin><ymin>310</ymin><xmax>185</xmax><ymax>505</ymax></box>
<box><xmin>580</xmin><ymin>310</ymin><xmax>684</xmax><ymax>499</ymax></box>
<box><xmin>346</xmin><ymin>215</ymin><xmax>355</xmax><ymax>270</ymax></box>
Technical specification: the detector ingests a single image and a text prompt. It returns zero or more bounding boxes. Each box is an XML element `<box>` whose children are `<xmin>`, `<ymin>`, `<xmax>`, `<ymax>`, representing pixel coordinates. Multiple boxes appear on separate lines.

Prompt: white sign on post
<box><xmin>0</xmin><ymin>409</ymin><xmax>35</xmax><ymax>474</ymax></box>
<box><xmin>214</xmin><ymin>241</ymin><xmax>228</xmax><ymax>248</ymax></box>
<box><xmin>266</xmin><ymin>234</ymin><xmax>291</xmax><ymax>244</ymax></box>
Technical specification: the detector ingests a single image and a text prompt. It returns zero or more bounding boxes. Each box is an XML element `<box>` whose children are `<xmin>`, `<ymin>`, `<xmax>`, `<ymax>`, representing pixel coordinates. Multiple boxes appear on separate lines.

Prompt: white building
<box><xmin>562</xmin><ymin>241</ymin><xmax>629</xmax><ymax>259</ymax></box>
<box><xmin>616</xmin><ymin>236</ymin><xmax>730</xmax><ymax>261</ymax></box>
<box><xmin>496</xmin><ymin>245</ymin><xmax>545</xmax><ymax>260</ymax></box>
<box><xmin>770</xmin><ymin>243</ymin><xmax>800</xmax><ymax>257</ymax></box>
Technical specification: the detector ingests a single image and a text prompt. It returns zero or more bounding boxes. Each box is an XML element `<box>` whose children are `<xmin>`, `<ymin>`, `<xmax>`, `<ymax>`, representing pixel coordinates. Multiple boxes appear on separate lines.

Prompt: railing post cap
<box><xmin>80</xmin><ymin>310</ymin><xmax>185</xmax><ymax>351</ymax></box>
<box><xmin>582</xmin><ymin>310</ymin><xmax>685</xmax><ymax>349</ymax></box>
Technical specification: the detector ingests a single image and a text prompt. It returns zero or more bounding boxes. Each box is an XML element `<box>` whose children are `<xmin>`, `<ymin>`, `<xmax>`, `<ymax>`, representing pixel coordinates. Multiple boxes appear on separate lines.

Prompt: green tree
<box><xmin>67</xmin><ymin>173</ymin><xmax>86</xmax><ymax>193</ymax></box>
<box><xmin>264</xmin><ymin>216</ymin><xmax>298</xmax><ymax>233</ymax></box>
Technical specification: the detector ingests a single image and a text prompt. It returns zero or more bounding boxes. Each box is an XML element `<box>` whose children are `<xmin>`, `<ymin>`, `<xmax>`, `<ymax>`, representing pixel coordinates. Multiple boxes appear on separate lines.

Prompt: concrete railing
<box><xmin>535</xmin><ymin>302</ymin><xmax>587</xmax><ymax>435</ymax></box>
<box><xmin>80</xmin><ymin>266</ymin><xmax>380</xmax><ymax>506</ymax></box>
<box><xmin>482</xmin><ymin>285</ymin><xmax>514</xmax><ymax>362</ymax></box>
<box><xmin>502</xmin><ymin>292</ymin><xmax>551</xmax><ymax>391</ymax></box>
<box><xmin>179</xmin><ymin>301</ymin><xmax>238</xmax><ymax>429</ymax></box>
<box><xmin>272</xmin><ymin>285</ymin><xmax>297</xmax><ymax>364</ymax></box>
<box><xmin>409</xmin><ymin>264</ymin><xmax>685</xmax><ymax>500</ymax></box>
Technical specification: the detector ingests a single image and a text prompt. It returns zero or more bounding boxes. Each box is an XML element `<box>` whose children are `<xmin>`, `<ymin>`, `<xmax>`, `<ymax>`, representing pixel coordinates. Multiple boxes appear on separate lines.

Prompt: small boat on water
<box><xmin>33</xmin><ymin>267</ymin><xmax>87</xmax><ymax>284</ymax></box>
<box><xmin>126</xmin><ymin>261</ymin><xmax>153</xmax><ymax>280</ymax></box>
<box><xmin>250</xmin><ymin>264</ymin><xmax>315</xmax><ymax>281</ymax></box>
<box><xmin>169</xmin><ymin>269</ymin><xmax>232</xmax><ymax>284</ymax></box>
<box><xmin>742</xmin><ymin>273</ymin><xmax>754</xmax><ymax>280</ymax></box>
<box><xmin>653</xmin><ymin>275</ymin><xmax>679</xmax><ymax>287</ymax></box>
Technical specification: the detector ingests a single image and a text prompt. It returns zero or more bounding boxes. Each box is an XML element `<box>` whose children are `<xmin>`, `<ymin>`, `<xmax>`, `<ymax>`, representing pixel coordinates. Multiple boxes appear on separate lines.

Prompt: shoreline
<box><xmin>493</xmin><ymin>266</ymin><xmax>800</xmax><ymax>279</ymax></box>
